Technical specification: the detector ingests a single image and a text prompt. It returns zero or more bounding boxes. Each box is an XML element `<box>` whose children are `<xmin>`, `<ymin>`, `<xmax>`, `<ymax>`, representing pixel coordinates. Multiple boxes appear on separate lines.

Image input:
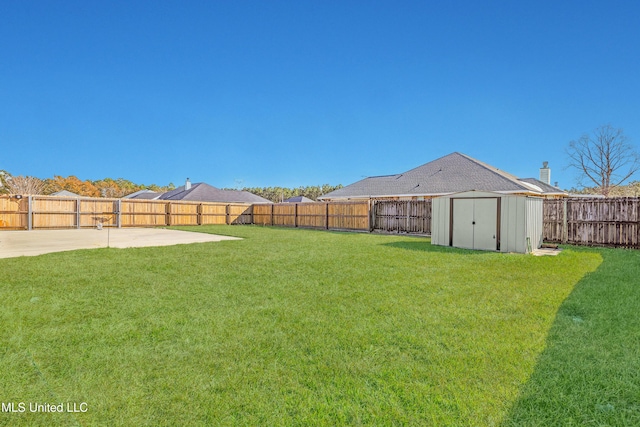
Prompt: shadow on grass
<box><xmin>501</xmin><ymin>247</ymin><xmax>640</xmax><ymax>426</ymax></box>
<box><xmin>382</xmin><ymin>240</ymin><xmax>494</xmax><ymax>255</ymax></box>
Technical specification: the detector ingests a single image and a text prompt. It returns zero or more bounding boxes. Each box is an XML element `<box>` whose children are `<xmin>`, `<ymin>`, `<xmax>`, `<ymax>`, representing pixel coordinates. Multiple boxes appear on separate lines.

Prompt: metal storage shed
<box><xmin>431</xmin><ymin>191</ymin><xmax>543</xmax><ymax>253</ymax></box>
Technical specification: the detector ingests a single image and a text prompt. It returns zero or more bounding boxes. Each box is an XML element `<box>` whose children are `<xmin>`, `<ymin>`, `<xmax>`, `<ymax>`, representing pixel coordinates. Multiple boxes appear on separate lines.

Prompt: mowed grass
<box><xmin>0</xmin><ymin>225</ymin><xmax>635</xmax><ymax>425</ymax></box>
<box><xmin>503</xmin><ymin>246</ymin><xmax>640</xmax><ymax>426</ymax></box>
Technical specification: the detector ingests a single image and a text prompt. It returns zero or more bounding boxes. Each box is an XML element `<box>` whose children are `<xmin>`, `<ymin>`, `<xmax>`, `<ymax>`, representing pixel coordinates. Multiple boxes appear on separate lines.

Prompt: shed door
<box><xmin>452</xmin><ymin>199</ymin><xmax>475</xmax><ymax>249</ymax></box>
<box><xmin>452</xmin><ymin>198</ymin><xmax>498</xmax><ymax>251</ymax></box>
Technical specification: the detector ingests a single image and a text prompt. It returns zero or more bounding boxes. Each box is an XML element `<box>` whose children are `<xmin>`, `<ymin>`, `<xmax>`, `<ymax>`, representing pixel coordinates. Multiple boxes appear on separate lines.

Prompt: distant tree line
<box><xmin>233</xmin><ymin>184</ymin><xmax>344</xmax><ymax>203</ymax></box>
<box><xmin>0</xmin><ymin>170</ymin><xmax>343</xmax><ymax>201</ymax></box>
<box><xmin>567</xmin><ymin>181</ymin><xmax>640</xmax><ymax>197</ymax></box>
<box><xmin>0</xmin><ymin>171</ymin><xmax>175</xmax><ymax>197</ymax></box>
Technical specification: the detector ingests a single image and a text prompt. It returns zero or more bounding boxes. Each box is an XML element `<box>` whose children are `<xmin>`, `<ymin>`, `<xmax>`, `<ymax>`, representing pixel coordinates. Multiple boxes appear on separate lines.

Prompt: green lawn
<box><xmin>0</xmin><ymin>225</ymin><xmax>637</xmax><ymax>426</ymax></box>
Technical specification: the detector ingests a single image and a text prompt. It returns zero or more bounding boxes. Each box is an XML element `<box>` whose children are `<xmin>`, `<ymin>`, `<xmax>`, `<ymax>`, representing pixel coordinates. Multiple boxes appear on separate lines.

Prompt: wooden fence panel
<box><xmin>169</xmin><ymin>202</ymin><xmax>199</xmax><ymax>226</ymax></box>
<box><xmin>272</xmin><ymin>204</ymin><xmax>296</xmax><ymax>227</ymax></box>
<box><xmin>0</xmin><ymin>197</ymin><xmax>27</xmax><ymax>229</ymax></box>
<box><xmin>79</xmin><ymin>199</ymin><xmax>118</xmax><ymax>227</ymax></box>
<box><xmin>374</xmin><ymin>200</ymin><xmax>405</xmax><ymax>232</ymax></box>
<box><xmin>228</xmin><ymin>204</ymin><xmax>253</xmax><ymax>225</ymax></box>
<box><xmin>252</xmin><ymin>204</ymin><xmax>273</xmax><ymax>226</ymax></box>
<box><xmin>568</xmin><ymin>198</ymin><xmax>639</xmax><ymax>247</ymax></box>
<box><xmin>328</xmin><ymin>202</ymin><xmax>370</xmax><ymax>231</ymax></box>
<box><xmin>200</xmin><ymin>203</ymin><xmax>228</xmax><ymax>225</ymax></box>
<box><xmin>408</xmin><ymin>201</ymin><xmax>431</xmax><ymax>234</ymax></box>
<box><xmin>32</xmin><ymin>197</ymin><xmax>78</xmax><ymax>229</ymax></box>
<box><xmin>296</xmin><ymin>203</ymin><xmax>328</xmax><ymax>229</ymax></box>
<box><xmin>120</xmin><ymin>200</ymin><xmax>168</xmax><ymax>227</ymax></box>
<box><xmin>543</xmin><ymin>197</ymin><xmax>640</xmax><ymax>248</ymax></box>
<box><xmin>252</xmin><ymin>202</ymin><xmax>369</xmax><ymax>231</ymax></box>
<box><xmin>542</xmin><ymin>199</ymin><xmax>564</xmax><ymax>242</ymax></box>
<box><xmin>373</xmin><ymin>200</ymin><xmax>431</xmax><ymax>234</ymax></box>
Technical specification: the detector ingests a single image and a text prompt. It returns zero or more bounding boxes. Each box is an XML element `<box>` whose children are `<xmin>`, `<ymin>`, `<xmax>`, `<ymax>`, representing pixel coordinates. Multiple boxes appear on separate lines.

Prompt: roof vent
<box><xmin>539</xmin><ymin>162</ymin><xmax>550</xmax><ymax>185</ymax></box>
<box><xmin>185</xmin><ymin>178</ymin><xmax>191</xmax><ymax>190</ymax></box>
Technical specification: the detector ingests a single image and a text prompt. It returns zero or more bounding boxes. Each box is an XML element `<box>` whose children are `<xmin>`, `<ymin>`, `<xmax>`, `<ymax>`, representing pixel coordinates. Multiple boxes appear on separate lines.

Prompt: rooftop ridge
<box><xmin>455</xmin><ymin>152</ymin><xmax>531</xmax><ymax>192</ymax></box>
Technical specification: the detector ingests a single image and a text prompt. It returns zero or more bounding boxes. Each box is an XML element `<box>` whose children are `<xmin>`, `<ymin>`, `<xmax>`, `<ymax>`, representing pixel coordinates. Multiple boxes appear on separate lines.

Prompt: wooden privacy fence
<box><xmin>0</xmin><ymin>196</ymin><xmax>369</xmax><ymax>232</ymax></box>
<box><xmin>544</xmin><ymin>197</ymin><xmax>640</xmax><ymax>248</ymax></box>
<box><xmin>253</xmin><ymin>201</ymin><xmax>371</xmax><ymax>231</ymax></box>
<box><xmin>0</xmin><ymin>195</ymin><xmax>253</xmax><ymax>229</ymax></box>
<box><xmin>3</xmin><ymin>195</ymin><xmax>640</xmax><ymax>248</ymax></box>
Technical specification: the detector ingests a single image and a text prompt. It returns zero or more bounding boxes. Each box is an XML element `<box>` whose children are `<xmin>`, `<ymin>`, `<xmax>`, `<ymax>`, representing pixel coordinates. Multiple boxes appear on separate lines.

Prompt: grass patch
<box><xmin>503</xmin><ymin>246</ymin><xmax>640</xmax><ymax>426</ymax></box>
<box><xmin>0</xmin><ymin>225</ymin><xmax>621</xmax><ymax>425</ymax></box>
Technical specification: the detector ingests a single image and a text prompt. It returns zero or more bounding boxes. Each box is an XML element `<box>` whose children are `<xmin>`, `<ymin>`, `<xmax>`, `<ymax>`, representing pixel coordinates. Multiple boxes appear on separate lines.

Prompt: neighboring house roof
<box><xmin>319</xmin><ymin>152</ymin><xmax>568</xmax><ymax>200</ymax></box>
<box><xmin>283</xmin><ymin>196</ymin><xmax>315</xmax><ymax>203</ymax></box>
<box><xmin>158</xmin><ymin>182</ymin><xmax>272</xmax><ymax>204</ymax></box>
<box><xmin>567</xmin><ymin>193</ymin><xmax>606</xmax><ymax>198</ymax></box>
<box><xmin>123</xmin><ymin>189</ymin><xmax>162</xmax><ymax>200</ymax></box>
<box><xmin>518</xmin><ymin>178</ymin><xmax>567</xmax><ymax>196</ymax></box>
<box><xmin>50</xmin><ymin>190</ymin><xmax>81</xmax><ymax>197</ymax></box>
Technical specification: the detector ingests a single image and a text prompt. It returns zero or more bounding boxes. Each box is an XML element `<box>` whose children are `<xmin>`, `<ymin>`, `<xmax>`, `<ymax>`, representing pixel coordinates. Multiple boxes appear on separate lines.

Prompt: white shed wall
<box><xmin>430</xmin><ymin>191</ymin><xmax>543</xmax><ymax>253</ymax></box>
<box><xmin>525</xmin><ymin>197</ymin><xmax>544</xmax><ymax>251</ymax></box>
<box><xmin>430</xmin><ymin>197</ymin><xmax>450</xmax><ymax>247</ymax></box>
<box><xmin>500</xmin><ymin>196</ymin><xmax>526</xmax><ymax>253</ymax></box>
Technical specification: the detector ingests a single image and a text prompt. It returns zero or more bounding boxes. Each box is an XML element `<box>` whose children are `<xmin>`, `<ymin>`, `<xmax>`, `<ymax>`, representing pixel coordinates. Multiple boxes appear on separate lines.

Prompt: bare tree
<box><xmin>4</xmin><ymin>175</ymin><xmax>45</xmax><ymax>195</ymax></box>
<box><xmin>566</xmin><ymin>125</ymin><xmax>640</xmax><ymax>196</ymax></box>
<box><xmin>0</xmin><ymin>170</ymin><xmax>10</xmax><ymax>194</ymax></box>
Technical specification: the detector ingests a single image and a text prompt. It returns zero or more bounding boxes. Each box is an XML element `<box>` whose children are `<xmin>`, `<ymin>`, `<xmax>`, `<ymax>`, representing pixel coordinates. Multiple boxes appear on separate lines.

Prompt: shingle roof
<box><xmin>123</xmin><ymin>189</ymin><xmax>162</xmax><ymax>199</ymax></box>
<box><xmin>519</xmin><ymin>178</ymin><xmax>567</xmax><ymax>195</ymax></box>
<box><xmin>158</xmin><ymin>183</ymin><xmax>272</xmax><ymax>204</ymax></box>
<box><xmin>283</xmin><ymin>196</ymin><xmax>315</xmax><ymax>203</ymax></box>
<box><xmin>319</xmin><ymin>152</ymin><xmax>565</xmax><ymax>200</ymax></box>
<box><xmin>50</xmin><ymin>190</ymin><xmax>81</xmax><ymax>197</ymax></box>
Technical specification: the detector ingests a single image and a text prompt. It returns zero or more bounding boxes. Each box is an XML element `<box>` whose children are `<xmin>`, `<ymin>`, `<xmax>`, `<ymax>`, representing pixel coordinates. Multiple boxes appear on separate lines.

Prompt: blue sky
<box><xmin>2</xmin><ymin>1</ymin><xmax>639</xmax><ymax>190</ymax></box>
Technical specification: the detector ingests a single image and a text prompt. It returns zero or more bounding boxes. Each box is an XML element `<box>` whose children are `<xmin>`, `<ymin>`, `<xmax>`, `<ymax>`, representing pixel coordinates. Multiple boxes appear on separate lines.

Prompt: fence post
<box><xmin>116</xmin><ymin>199</ymin><xmax>122</xmax><ymax>228</ymax></box>
<box><xmin>76</xmin><ymin>198</ymin><xmax>81</xmax><ymax>229</ymax></box>
<box><xmin>226</xmin><ymin>204</ymin><xmax>230</xmax><ymax>225</ymax></box>
<box><xmin>406</xmin><ymin>201</ymin><xmax>410</xmax><ymax>233</ymax></box>
<box><xmin>325</xmin><ymin>203</ymin><xmax>329</xmax><ymax>229</ymax></box>
<box><xmin>166</xmin><ymin>202</ymin><xmax>171</xmax><ymax>226</ymax></box>
<box><xmin>197</xmin><ymin>203</ymin><xmax>203</xmax><ymax>226</ymax></box>
<box><xmin>294</xmin><ymin>203</ymin><xmax>298</xmax><ymax>227</ymax></box>
<box><xmin>427</xmin><ymin>199</ymin><xmax>432</xmax><ymax>235</ymax></box>
<box><xmin>369</xmin><ymin>200</ymin><xmax>374</xmax><ymax>232</ymax></box>
<box><xmin>562</xmin><ymin>198</ymin><xmax>568</xmax><ymax>244</ymax></box>
<box><xmin>27</xmin><ymin>195</ymin><xmax>33</xmax><ymax>231</ymax></box>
